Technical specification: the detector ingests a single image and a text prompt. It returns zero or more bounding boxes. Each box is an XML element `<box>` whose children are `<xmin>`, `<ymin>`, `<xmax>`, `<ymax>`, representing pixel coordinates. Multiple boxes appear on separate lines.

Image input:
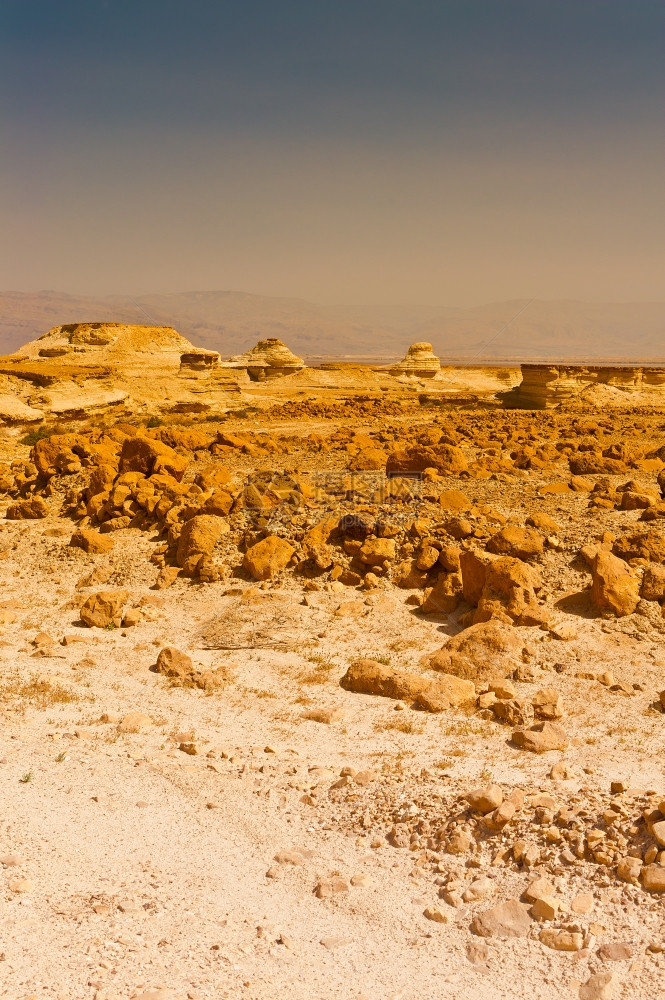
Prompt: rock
<box><xmin>540</xmin><ymin>929</ymin><xmax>584</xmax><ymax>951</ymax></box>
<box><xmin>511</xmin><ymin>721</ymin><xmax>569</xmax><ymax>753</ymax></box>
<box><xmin>462</xmin><ymin>877</ymin><xmax>493</xmax><ymax>902</ymax></box>
<box><xmin>616</xmin><ymin>856</ymin><xmax>642</xmax><ymax>883</ymax></box>
<box><xmin>531</xmin><ymin>896</ymin><xmax>559</xmax><ymax>920</ymax></box>
<box><xmin>471</xmin><ymin>898</ymin><xmax>532</xmax><ymax>939</ymax></box>
<box><xmin>119</xmin><ymin>434</ymin><xmax>189</xmax><ymax>481</ymax></box>
<box><xmin>70</xmin><ymin>529</ymin><xmax>115</xmax><ymax>554</ymax></box>
<box><xmin>420</xmin><ymin>571</ymin><xmax>462</xmax><ymax>614</ymax></box>
<box><xmin>118</xmin><ymin>712</ymin><xmax>154</xmax><ymax>734</ymax></box>
<box><xmin>6</xmin><ymin>497</ymin><xmax>49</xmax><ymax>519</ymax></box>
<box><xmin>340</xmin><ymin>658</ymin><xmax>475</xmax><ymax>711</ymax></box>
<box><xmin>579</xmin><ymin>972</ymin><xmax>619</xmax><ymax>1000</ymax></box>
<box><xmin>486</xmin><ymin>525</ymin><xmax>544</xmax><ymax>560</ymax></box>
<box><xmin>590</xmin><ymin>551</ymin><xmax>640</xmax><ymax>617</ymax></box>
<box><xmin>532</xmin><ymin>688</ymin><xmax>564</xmax><ymax>719</ymax></box>
<box><xmin>423</xmin><ymin>906</ymin><xmax>449</xmax><ymax>923</ymax></box>
<box><xmin>425</xmin><ymin>620</ymin><xmax>524</xmax><ymax>681</ymax></box>
<box><xmin>598</xmin><ymin>942</ymin><xmax>632</xmax><ymax>961</ymax></box>
<box><xmin>524</xmin><ymin>877</ymin><xmax>555</xmax><ymax>903</ymax></box>
<box><xmin>359</xmin><ymin>536</ymin><xmax>396</xmax><ymax>564</ymax></box>
<box><xmin>475</xmin><ymin>556</ymin><xmax>545</xmax><ymax>626</ymax></box>
<box><xmin>315</xmin><ymin>877</ymin><xmax>349</xmax><ymax>898</ymax></box>
<box><xmin>386</xmin><ymin>444</ymin><xmax>468</xmax><ymax>476</ymax></box>
<box><xmin>122</xmin><ymin>608</ymin><xmax>142</xmax><ymax>627</ymax></box>
<box><xmin>243</xmin><ymin>535</ymin><xmax>295</xmax><ymax>580</ymax></box>
<box><xmin>527</xmin><ymin>512</ymin><xmax>561</xmax><ymax>533</ymax></box>
<box><xmin>466</xmin><ymin>785</ymin><xmax>503</xmax><ymax>814</ymax></box>
<box><xmin>80</xmin><ymin>589</ymin><xmax>129</xmax><ymax>628</ymax></box>
<box><xmin>176</xmin><ymin>515</ymin><xmax>227</xmax><ymax>570</ymax></box>
<box><xmin>641</xmin><ymin>563</ymin><xmax>665</xmax><ymax>601</ymax></box>
<box><xmin>571</xmin><ymin>893</ymin><xmax>594</xmax><ymax>914</ymax></box>
<box><xmin>154</xmin><ymin>566</ymin><xmax>179</xmax><ymax>589</ymax></box>
<box><xmin>642</xmin><ymin>864</ymin><xmax>665</xmax><ymax>892</ymax></box>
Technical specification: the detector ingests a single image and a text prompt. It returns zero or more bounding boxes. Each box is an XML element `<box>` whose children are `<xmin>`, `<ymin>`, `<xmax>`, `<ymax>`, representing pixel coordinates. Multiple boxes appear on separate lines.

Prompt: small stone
<box><xmin>466</xmin><ymin>940</ymin><xmax>490</xmax><ymax>964</ymax></box>
<box><xmin>178</xmin><ymin>742</ymin><xmax>198</xmax><ymax>755</ymax></box>
<box><xmin>524</xmin><ymin>877</ymin><xmax>554</xmax><ymax>903</ymax></box>
<box><xmin>424</xmin><ymin>906</ymin><xmax>449</xmax><ymax>923</ymax></box>
<box><xmin>0</xmin><ymin>854</ymin><xmax>24</xmax><ymax>867</ymax></box>
<box><xmin>462</xmin><ymin>877</ymin><xmax>493</xmax><ymax>902</ymax></box>
<box><xmin>579</xmin><ymin>972</ymin><xmax>618</xmax><ymax>1000</ymax></box>
<box><xmin>531</xmin><ymin>896</ymin><xmax>559</xmax><ymax>921</ymax></box>
<box><xmin>350</xmin><ymin>873</ymin><xmax>371</xmax><ymax>887</ymax></box>
<box><xmin>315</xmin><ymin>877</ymin><xmax>349</xmax><ymax>898</ymax></box>
<box><xmin>8</xmin><ymin>877</ymin><xmax>32</xmax><ymax>893</ymax></box>
<box><xmin>466</xmin><ymin>785</ymin><xmax>503</xmax><ymax>814</ymax></box>
<box><xmin>617</xmin><ymin>856</ymin><xmax>642</xmax><ymax>883</ymax></box>
<box><xmin>598</xmin><ymin>942</ymin><xmax>632</xmax><ymax>961</ymax></box>
<box><xmin>540</xmin><ymin>929</ymin><xmax>583</xmax><ymax>951</ymax></box>
<box><xmin>274</xmin><ymin>850</ymin><xmax>305</xmax><ymax>866</ymax></box>
<box><xmin>571</xmin><ymin>893</ymin><xmax>594</xmax><ymax>915</ymax></box>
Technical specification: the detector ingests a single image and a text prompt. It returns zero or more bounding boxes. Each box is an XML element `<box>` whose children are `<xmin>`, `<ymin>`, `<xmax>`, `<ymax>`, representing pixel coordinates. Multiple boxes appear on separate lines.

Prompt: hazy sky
<box><xmin>1</xmin><ymin>0</ymin><xmax>663</xmax><ymax>305</ymax></box>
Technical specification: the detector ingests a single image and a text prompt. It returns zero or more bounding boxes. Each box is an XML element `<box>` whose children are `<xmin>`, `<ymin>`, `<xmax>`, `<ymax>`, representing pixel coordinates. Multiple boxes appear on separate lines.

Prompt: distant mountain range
<box><xmin>1</xmin><ymin>290</ymin><xmax>664</xmax><ymax>363</ymax></box>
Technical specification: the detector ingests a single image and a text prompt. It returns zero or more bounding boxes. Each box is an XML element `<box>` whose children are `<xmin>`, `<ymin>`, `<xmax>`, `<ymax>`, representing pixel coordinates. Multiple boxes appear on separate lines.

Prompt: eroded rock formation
<box><xmin>390</xmin><ymin>342</ymin><xmax>441</xmax><ymax>378</ymax></box>
<box><xmin>225</xmin><ymin>338</ymin><xmax>304</xmax><ymax>380</ymax></box>
<box><xmin>503</xmin><ymin>364</ymin><xmax>665</xmax><ymax>409</ymax></box>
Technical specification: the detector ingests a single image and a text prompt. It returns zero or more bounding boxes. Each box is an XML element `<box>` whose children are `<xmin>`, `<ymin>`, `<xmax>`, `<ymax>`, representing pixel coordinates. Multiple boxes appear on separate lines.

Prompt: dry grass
<box><xmin>0</xmin><ymin>672</ymin><xmax>82</xmax><ymax>712</ymax></box>
<box><xmin>297</xmin><ymin>655</ymin><xmax>337</xmax><ymax>685</ymax></box>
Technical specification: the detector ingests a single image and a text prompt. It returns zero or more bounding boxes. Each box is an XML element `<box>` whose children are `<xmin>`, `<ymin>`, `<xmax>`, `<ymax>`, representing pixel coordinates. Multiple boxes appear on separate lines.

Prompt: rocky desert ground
<box><xmin>2</xmin><ymin>326</ymin><xmax>665</xmax><ymax>1000</ymax></box>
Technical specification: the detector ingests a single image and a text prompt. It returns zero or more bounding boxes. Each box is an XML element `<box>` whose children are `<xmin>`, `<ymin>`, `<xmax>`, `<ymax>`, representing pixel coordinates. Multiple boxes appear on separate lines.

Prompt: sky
<box><xmin>0</xmin><ymin>0</ymin><xmax>663</xmax><ymax>305</ymax></box>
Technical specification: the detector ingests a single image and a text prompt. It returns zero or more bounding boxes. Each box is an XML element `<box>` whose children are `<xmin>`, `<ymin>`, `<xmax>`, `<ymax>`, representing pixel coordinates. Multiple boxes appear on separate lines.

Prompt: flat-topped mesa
<box><xmin>17</xmin><ymin>322</ymin><xmax>194</xmax><ymax>364</ymax></box>
<box><xmin>224</xmin><ymin>338</ymin><xmax>305</xmax><ymax>381</ymax></box>
<box><xmin>390</xmin><ymin>342</ymin><xmax>441</xmax><ymax>378</ymax></box>
<box><xmin>502</xmin><ymin>363</ymin><xmax>665</xmax><ymax>409</ymax></box>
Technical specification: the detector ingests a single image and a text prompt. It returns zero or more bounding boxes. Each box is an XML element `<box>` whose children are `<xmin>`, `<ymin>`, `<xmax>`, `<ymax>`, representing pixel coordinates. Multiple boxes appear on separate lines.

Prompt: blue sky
<box><xmin>1</xmin><ymin>0</ymin><xmax>663</xmax><ymax>302</ymax></box>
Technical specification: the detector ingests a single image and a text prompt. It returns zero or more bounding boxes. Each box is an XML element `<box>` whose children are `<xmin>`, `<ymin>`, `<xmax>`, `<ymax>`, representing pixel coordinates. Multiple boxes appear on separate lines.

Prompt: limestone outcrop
<box><xmin>0</xmin><ymin>323</ymin><xmax>241</xmax><ymax>423</ymax></box>
<box><xmin>503</xmin><ymin>364</ymin><xmax>665</xmax><ymax>409</ymax></box>
<box><xmin>390</xmin><ymin>342</ymin><xmax>441</xmax><ymax>378</ymax></box>
<box><xmin>224</xmin><ymin>338</ymin><xmax>304</xmax><ymax>380</ymax></box>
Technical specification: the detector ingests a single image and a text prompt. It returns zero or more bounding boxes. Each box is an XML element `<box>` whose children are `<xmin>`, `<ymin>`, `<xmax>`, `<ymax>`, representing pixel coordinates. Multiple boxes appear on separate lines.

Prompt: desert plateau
<box><xmin>1</xmin><ymin>321</ymin><xmax>665</xmax><ymax>1000</ymax></box>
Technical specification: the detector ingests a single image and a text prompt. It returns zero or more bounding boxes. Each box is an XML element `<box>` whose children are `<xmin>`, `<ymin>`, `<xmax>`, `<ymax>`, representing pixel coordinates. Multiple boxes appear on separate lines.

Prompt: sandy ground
<box><xmin>1</xmin><ymin>406</ymin><xmax>665</xmax><ymax>1000</ymax></box>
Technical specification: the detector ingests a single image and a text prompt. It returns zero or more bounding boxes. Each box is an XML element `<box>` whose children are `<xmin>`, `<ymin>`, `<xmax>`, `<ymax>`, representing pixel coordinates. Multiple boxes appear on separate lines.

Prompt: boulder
<box><xmin>613</xmin><ymin>529</ymin><xmax>665</xmax><ymax>564</ymax></box>
<box><xmin>421</xmin><ymin>572</ymin><xmax>462</xmax><ymax>614</ymax></box>
<box><xmin>475</xmin><ymin>557</ymin><xmax>545</xmax><ymax>625</ymax></box>
<box><xmin>79</xmin><ymin>589</ymin><xmax>129</xmax><ymax>628</ymax></box>
<box><xmin>340</xmin><ymin>659</ymin><xmax>475</xmax><ymax>712</ymax></box>
<box><xmin>486</xmin><ymin>525</ymin><xmax>544</xmax><ymax>560</ymax></box>
<box><xmin>119</xmin><ymin>435</ymin><xmax>189</xmax><ymax>481</ymax></box>
<box><xmin>70</xmin><ymin>529</ymin><xmax>114</xmax><ymax>554</ymax></box>
<box><xmin>359</xmin><ymin>536</ymin><xmax>396</xmax><ymax>564</ymax></box>
<box><xmin>6</xmin><ymin>497</ymin><xmax>49</xmax><ymax>519</ymax></box>
<box><xmin>302</xmin><ymin>517</ymin><xmax>338</xmax><ymax>569</ymax></box>
<box><xmin>511</xmin><ymin>721</ymin><xmax>569</xmax><ymax>753</ymax></box>
<box><xmin>425</xmin><ymin>620</ymin><xmax>524</xmax><ymax>681</ymax></box>
<box><xmin>176</xmin><ymin>514</ymin><xmax>227</xmax><ymax>570</ymax></box>
<box><xmin>243</xmin><ymin>535</ymin><xmax>295</xmax><ymax>580</ymax></box>
<box><xmin>471</xmin><ymin>898</ymin><xmax>532</xmax><ymax>939</ymax></box>
<box><xmin>590</xmin><ymin>551</ymin><xmax>639</xmax><ymax>617</ymax></box>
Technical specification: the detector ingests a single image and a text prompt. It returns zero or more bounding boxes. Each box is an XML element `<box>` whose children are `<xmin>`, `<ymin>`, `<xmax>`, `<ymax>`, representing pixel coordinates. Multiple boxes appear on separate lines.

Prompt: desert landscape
<box><xmin>3</xmin><ymin>2</ymin><xmax>663</xmax><ymax>998</ymax></box>
<box><xmin>1</xmin><ymin>322</ymin><xmax>665</xmax><ymax>1000</ymax></box>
